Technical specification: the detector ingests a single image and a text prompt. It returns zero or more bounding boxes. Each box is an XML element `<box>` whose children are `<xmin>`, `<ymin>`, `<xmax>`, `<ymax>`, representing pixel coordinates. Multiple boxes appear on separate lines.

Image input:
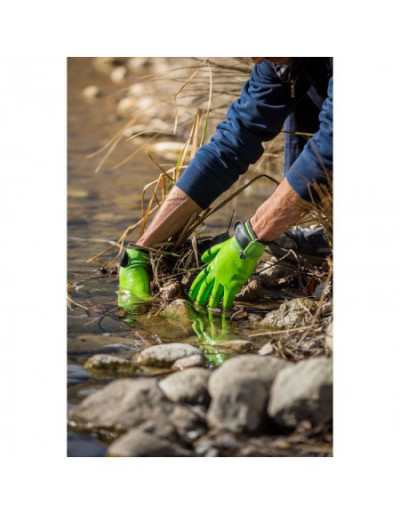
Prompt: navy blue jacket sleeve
<box><xmin>176</xmin><ymin>60</ymin><xmax>292</xmax><ymax>209</ymax></box>
<box><xmin>285</xmin><ymin>78</ymin><xmax>333</xmax><ymax>201</ymax></box>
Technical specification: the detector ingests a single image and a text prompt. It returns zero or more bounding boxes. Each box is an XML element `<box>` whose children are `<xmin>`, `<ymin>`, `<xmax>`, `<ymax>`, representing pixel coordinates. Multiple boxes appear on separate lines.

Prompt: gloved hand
<box><xmin>118</xmin><ymin>247</ymin><xmax>151</xmax><ymax>310</ymax></box>
<box><xmin>189</xmin><ymin>221</ymin><xmax>264</xmax><ymax>310</ymax></box>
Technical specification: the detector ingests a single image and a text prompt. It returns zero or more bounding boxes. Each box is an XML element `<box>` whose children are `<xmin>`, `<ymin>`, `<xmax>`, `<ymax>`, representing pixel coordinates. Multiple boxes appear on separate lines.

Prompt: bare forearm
<box><xmin>136</xmin><ymin>186</ymin><xmax>202</xmax><ymax>248</ymax></box>
<box><xmin>250</xmin><ymin>178</ymin><xmax>309</xmax><ymax>242</ymax></box>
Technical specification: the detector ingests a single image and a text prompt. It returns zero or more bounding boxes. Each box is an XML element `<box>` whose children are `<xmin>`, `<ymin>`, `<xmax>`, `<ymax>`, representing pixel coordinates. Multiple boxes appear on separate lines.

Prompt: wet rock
<box><xmin>159</xmin><ymin>368</ymin><xmax>211</xmax><ymax>405</ymax></box>
<box><xmin>158</xmin><ymin>299</ymin><xmax>195</xmax><ymax>337</ymax></box>
<box><xmin>82</xmin><ymin>85</ymin><xmax>101</xmax><ymax>100</ymax></box>
<box><xmin>258</xmin><ymin>342</ymin><xmax>274</xmax><ymax>355</ymax></box>
<box><xmin>110</xmin><ymin>65</ymin><xmax>127</xmax><ymax>83</ymax></box>
<box><xmin>207</xmin><ymin>355</ymin><xmax>291</xmax><ymax>433</ymax></box>
<box><xmin>160</xmin><ymin>299</ymin><xmax>193</xmax><ymax>324</ymax></box>
<box><xmin>117</xmin><ymin>96</ymin><xmax>136</xmax><ymax>117</ymax></box>
<box><xmin>69</xmin><ymin>378</ymin><xmax>173</xmax><ymax>433</ymax></box>
<box><xmin>136</xmin><ymin>343</ymin><xmax>201</xmax><ymax>368</ymax></box>
<box><xmin>172</xmin><ymin>354</ymin><xmax>205</xmax><ymax>370</ymax></box>
<box><xmin>108</xmin><ymin>428</ymin><xmax>191</xmax><ymax>457</ymax></box>
<box><xmin>84</xmin><ymin>354</ymin><xmax>133</xmax><ymax>373</ymax></box>
<box><xmin>215</xmin><ymin>339</ymin><xmax>253</xmax><ymax>353</ymax></box>
<box><xmin>268</xmin><ymin>357</ymin><xmax>333</xmax><ymax>429</ymax></box>
<box><xmin>260</xmin><ymin>298</ymin><xmax>318</xmax><ymax>330</ymax></box>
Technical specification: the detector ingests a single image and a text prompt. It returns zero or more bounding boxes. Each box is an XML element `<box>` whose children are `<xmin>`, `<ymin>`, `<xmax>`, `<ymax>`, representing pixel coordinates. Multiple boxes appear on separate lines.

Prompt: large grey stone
<box><xmin>69</xmin><ymin>378</ymin><xmax>173</xmax><ymax>433</ymax></box>
<box><xmin>159</xmin><ymin>368</ymin><xmax>211</xmax><ymax>405</ymax></box>
<box><xmin>260</xmin><ymin>298</ymin><xmax>318</xmax><ymax>330</ymax></box>
<box><xmin>207</xmin><ymin>355</ymin><xmax>291</xmax><ymax>433</ymax></box>
<box><xmin>136</xmin><ymin>343</ymin><xmax>201</xmax><ymax>368</ymax></box>
<box><xmin>209</xmin><ymin>355</ymin><xmax>290</xmax><ymax>394</ymax></box>
<box><xmin>69</xmin><ymin>377</ymin><xmax>207</xmax><ymax>447</ymax></box>
<box><xmin>108</xmin><ymin>429</ymin><xmax>191</xmax><ymax>457</ymax></box>
<box><xmin>268</xmin><ymin>357</ymin><xmax>333</xmax><ymax>428</ymax></box>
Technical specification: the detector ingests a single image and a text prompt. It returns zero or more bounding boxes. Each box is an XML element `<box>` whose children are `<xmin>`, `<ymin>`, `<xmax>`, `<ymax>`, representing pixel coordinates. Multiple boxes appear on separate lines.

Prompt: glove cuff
<box><xmin>234</xmin><ymin>221</ymin><xmax>264</xmax><ymax>259</ymax></box>
<box><xmin>234</xmin><ymin>220</ymin><xmax>259</xmax><ymax>248</ymax></box>
<box><xmin>120</xmin><ymin>247</ymin><xmax>150</xmax><ymax>268</ymax></box>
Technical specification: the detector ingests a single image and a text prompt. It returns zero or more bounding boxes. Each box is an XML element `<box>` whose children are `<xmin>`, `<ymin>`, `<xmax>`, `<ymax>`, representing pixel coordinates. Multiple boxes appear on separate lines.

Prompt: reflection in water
<box><xmin>190</xmin><ymin>308</ymin><xmax>231</xmax><ymax>366</ymax></box>
<box><xmin>117</xmin><ymin>289</ymin><xmax>152</xmax><ymax>323</ymax></box>
<box><xmin>117</xmin><ymin>291</ymin><xmax>234</xmax><ymax>366</ymax></box>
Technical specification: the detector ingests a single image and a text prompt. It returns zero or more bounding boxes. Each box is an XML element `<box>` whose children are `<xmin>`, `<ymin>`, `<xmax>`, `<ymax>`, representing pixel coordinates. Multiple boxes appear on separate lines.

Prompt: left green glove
<box><xmin>118</xmin><ymin>247</ymin><xmax>151</xmax><ymax>309</ymax></box>
<box><xmin>189</xmin><ymin>221</ymin><xmax>264</xmax><ymax>310</ymax></box>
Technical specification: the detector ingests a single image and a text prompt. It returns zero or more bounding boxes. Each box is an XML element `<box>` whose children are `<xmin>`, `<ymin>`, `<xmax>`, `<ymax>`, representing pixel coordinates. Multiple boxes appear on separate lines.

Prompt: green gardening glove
<box><xmin>118</xmin><ymin>247</ymin><xmax>151</xmax><ymax>310</ymax></box>
<box><xmin>189</xmin><ymin>221</ymin><xmax>264</xmax><ymax>310</ymax></box>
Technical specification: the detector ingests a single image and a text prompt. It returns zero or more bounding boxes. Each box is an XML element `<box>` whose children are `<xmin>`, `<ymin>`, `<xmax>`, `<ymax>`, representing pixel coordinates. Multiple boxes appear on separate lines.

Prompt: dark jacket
<box><xmin>176</xmin><ymin>58</ymin><xmax>333</xmax><ymax>208</ymax></box>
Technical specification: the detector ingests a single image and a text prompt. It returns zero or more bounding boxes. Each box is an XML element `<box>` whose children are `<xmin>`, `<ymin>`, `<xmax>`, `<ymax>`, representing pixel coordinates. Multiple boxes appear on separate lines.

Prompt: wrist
<box><xmin>249</xmin><ymin>214</ymin><xmax>276</xmax><ymax>242</ymax></box>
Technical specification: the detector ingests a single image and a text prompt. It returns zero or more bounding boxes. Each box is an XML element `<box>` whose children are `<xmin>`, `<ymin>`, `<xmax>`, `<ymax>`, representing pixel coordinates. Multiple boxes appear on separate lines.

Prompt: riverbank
<box><xmin>67</xmin><ymin>57</ymin><xmax>332</xmax><ymax>457</ymax></box>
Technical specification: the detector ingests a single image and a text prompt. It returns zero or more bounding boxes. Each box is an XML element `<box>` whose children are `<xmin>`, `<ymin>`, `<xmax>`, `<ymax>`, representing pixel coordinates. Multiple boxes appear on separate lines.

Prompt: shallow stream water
<box><xmin>67</xmin><ymin>58</ymin><xmax>280</xmax><ymax>456</ymax></box>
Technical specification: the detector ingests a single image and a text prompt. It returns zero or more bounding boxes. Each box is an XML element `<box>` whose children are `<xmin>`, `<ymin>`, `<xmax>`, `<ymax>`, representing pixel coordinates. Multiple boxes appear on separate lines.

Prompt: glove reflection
<box><xmin>117</xmin><ymin>290</ymin><xmax>152</xmax><ymax>327</ymax></box>
<box><xmin>191</xmin><ymin>308</ymin><xmax>232</xmax><ymax>366</ymax></box>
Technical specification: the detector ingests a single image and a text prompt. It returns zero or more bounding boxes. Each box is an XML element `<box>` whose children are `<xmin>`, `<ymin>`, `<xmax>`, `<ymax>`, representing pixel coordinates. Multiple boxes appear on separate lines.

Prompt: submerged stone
<box><xmin>160</xmin><ymin>299</ymin><xmax>194</xmax><ymax>326</ymax></box>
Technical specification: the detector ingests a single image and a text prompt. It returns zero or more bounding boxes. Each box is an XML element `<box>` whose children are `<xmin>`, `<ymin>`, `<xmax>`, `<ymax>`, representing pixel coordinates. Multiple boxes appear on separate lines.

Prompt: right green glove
<box><xmin>118</xmin><ymin>247</ymin><xmax>151</xmax><ymax>310</ymax></box>
<box><xmin>189</xmin><ymin>221</ymin><xmax>265</xmax><ymax>310</ymax></box>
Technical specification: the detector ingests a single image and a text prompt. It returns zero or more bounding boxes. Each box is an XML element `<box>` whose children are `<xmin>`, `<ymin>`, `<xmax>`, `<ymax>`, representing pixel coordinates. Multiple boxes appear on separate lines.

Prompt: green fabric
<box><xmin>189</xmin><ymin>233</ymin><xmax>264</xmax><ymax>310</ymax></box>
<box><xmin>118</xmin><ymin>248</ymin><xmax>151</xmax><ymax>309</ymax></box>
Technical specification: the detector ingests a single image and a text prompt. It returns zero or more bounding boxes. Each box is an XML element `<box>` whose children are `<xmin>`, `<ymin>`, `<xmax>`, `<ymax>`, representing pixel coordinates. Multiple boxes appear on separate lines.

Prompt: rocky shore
<box><xmin>68</xmin><ymin>58</ymin><xmax>333</xmax><ymax>457</ymax></box>
<box><xmin>69</xmin><ymin>299</ymin><xmax>333</xmax><ymax>457</ymax></box>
